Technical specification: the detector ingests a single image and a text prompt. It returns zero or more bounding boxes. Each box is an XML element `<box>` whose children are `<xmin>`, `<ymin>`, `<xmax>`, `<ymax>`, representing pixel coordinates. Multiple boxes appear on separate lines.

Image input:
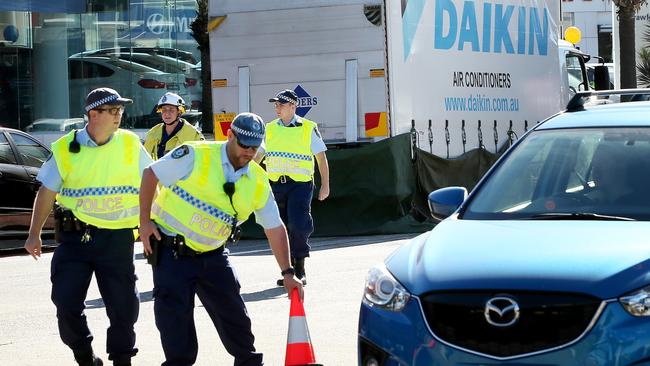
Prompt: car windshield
<box><xmin>464</xmin><ymin>127</ymin><xmax>650</xmax><ymax>221</ymax></box>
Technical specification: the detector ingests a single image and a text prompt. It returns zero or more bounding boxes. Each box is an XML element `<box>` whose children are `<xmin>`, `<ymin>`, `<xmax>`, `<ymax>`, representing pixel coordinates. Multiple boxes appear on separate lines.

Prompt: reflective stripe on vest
<box><xmin>265</xmin><ymin>118</ymin><xmax>315</xmax><ymax>182</ymax></box>
<box><xmin>52</xmin><ymin>129</ymin><xmax>142</xmax><ymax>229</ymax></box>
<box><xmin>152</xmin><ymin>203</ymin><xmax>231</xmax><ymax>246</ymax></box>
<box><xmin>151</xmin><ymin>141</ymin><xmax>270</xmax><ymax>252</ymax></box>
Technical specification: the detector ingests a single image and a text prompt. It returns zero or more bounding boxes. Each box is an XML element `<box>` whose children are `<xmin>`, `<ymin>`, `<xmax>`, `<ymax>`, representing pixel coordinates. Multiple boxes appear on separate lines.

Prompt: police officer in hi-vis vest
<box><xmin>138</xmin><ymin>112</ymin><xmax>303</xmax><ymax>366</ymax></box>
<box><xmin>256</xmin><ymin>89</ymin><xmax>330</xmax><ymax>287</ymax></box>
<box><xmin>24</xmin><ymin>88</ymin><xmax>153</xmax><ymax>366</ymax></box>
<box><xmin>143</xmin><ymin>92</ymin><xmax>203</xmax><ymax>160</ymax></box>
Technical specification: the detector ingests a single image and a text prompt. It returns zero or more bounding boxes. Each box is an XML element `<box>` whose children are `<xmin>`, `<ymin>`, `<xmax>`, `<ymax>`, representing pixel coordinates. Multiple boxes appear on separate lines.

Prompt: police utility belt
<box><xmin>272</xmin><ymin>175</ymin><xmax>310</xmax><ymax>184</ymax></box>
<box><xmin>54</xmin><ymin>206</ymin><xmax>97</xmax><ymax>243</ymax></box>
<box><xmin>155</xmin><ymin>232</ymin><xmax>224</xmax><ymax>258</ymax></box>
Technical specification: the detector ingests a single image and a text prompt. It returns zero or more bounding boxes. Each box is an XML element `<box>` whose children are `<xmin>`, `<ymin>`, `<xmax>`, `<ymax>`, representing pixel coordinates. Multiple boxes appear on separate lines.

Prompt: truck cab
<box><xmin>559</xmin><ymin>39</ymin><xmax>591</xmax><ymax>103</ymax></box>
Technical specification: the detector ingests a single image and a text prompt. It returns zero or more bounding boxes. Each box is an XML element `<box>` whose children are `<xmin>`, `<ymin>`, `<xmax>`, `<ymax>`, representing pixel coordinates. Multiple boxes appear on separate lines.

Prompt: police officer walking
<box><xmin>143</xmin><ymin>92</ymin><xmax>204</xmax><ymax>160</ymax></box>
<box><xmin>24</xmin><ymin>88</ymin><xmax>153</xmax><ymax>366</ymax></box>
<box><xmin>138</xmin><ymin>112</ymin><xmax>303</xmax><ymax>366</ymax></box>
<box><xmin>258</xmin><ymin>89</ymin><xmax>330</xmax><ymax>286</ymax></box>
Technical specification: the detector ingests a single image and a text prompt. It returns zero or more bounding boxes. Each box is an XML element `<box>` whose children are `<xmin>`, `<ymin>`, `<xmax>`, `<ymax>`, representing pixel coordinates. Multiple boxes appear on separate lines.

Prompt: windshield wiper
<box><xmin>522</xmin><ymin>212</ymin><xmax>636</xmax><ymax>221</ymax></box>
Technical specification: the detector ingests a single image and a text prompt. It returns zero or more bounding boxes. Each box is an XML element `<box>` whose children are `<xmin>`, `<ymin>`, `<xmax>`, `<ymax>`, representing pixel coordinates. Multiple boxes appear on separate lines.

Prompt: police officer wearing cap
<box><xmin>144</xmin><ymin>92</ymin><xmax>204</xmax><ymax>160</ymax></box>
<box><xmin>138</xmin><ymin>112</ymin><xmax>303</xmax><ymax>366</ymax></box>
<box><xmin>257</xmin><ymin>89</ymin><xmax>330</xmax><ymax>287</ymax></box>
<box><xmin>24</xmin><ymin>87</ymin><xmax>153</xmax><ymax>366</ymax></box>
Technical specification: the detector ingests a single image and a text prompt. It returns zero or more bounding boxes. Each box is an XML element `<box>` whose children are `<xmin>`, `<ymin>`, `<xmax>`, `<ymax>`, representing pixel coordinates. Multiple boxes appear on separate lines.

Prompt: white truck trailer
<box><xmin>209</xmin><ymin>0</ymin><xmax>591</xmax><ymax>157</ymax></box>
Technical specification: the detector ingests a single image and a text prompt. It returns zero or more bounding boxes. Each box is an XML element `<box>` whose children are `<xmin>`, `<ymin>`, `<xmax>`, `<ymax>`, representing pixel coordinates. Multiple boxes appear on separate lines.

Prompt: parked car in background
<box><xmin>107</xmin><ymin>52</ymin><xmax>200</xmax><ymax>110</ymax></box>
<box><xmin>74</xmin><ymin>48</ymin><xmax>202</xmax><ymax>110</ymax></box>
<box><xmin>359</xmin><ymin>90</ymin><xmax>650</xmax><ymax>365</ymax></box>
<box><xmin>80</xmin><ymin>47</ymin><xmax>198</xmax><ymax>65</ymax></box>
<box><xmin>0</xmin><ymin>127</ymin><xmax>54</xmax><ymax>248</ymax></box>
<box><xmin>25</xmin><ymin>118</ymin><xmax>86</xmax><ymax>132</ymax></box>
<box><xmin>68</xmin><ymin>54</ymin><xmax>191</xmax><ymax>128</ymax></box>
<box><xmin>23</xmin><ymin>118</ymin><xmax>86</xmax><ymax>148</ymax></box>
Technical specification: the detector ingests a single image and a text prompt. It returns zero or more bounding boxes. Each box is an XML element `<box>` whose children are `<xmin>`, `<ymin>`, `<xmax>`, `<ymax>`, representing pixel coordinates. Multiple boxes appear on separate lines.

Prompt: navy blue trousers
<box><xmin>153</xmin><ymin>247</ymin><xmax>263</xmax><ymax>366</ymax></box>
<box><xmin>271</xmin><ymin>180</ymin><xmax>314</xmax><ymax>259</ymax></box>
<box><xmin>50</xmin><ymin>228</ymin><xmax>139</xmax><ymax>361</ymax></box>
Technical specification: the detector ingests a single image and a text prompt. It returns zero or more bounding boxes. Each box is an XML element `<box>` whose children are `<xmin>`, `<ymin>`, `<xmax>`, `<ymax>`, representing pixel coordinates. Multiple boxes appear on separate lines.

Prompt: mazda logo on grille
<box><xmin>484</xmin><ymin>296</ymin><xmax>520</xmax><ymax>327</ymax></box>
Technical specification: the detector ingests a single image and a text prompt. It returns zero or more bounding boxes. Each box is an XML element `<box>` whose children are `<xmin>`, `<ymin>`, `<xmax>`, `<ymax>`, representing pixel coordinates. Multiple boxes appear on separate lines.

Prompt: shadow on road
<box><xmin>87</xmin><ymin>290</ymin><xmax>154</xmax><ymax>309</ymax></box>
<box><xmin>86</xmin><ymin>286</ymin><xmax>284</xmax><ymax>309</ymax></box>
<box><xmin>230</xmin><ymin>233</ymin><xmax>418</xmax><ymax>257</ymax></box>
<box><xmin>241</xmin><ymin>287</ymin><xmax>286</xmax><ymax>302</ymax></box>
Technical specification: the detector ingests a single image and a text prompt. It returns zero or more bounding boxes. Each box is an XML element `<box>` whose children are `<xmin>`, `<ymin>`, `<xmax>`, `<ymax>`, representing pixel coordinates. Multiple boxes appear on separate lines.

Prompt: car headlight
<box><xmin>620</xmin><ymin>286</ymin><xmax>650</xmax><ymax>316</ymax></box>
<box><xmin>363</xmin><ymin>263</ymin><xmax>410</xmax><ymax>311</ymax></box>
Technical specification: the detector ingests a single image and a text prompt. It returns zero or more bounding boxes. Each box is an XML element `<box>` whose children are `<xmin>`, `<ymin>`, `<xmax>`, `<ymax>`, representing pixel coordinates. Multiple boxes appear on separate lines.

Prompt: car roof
<box><xmin>0</xmin><ymin>127</ymin><xmax>24</xmax><ymax>133</ymax></box>
<box><xmin>69</xmin><ymin>55</ymin><xmax>164</xmax><ymax>73</ymax></box>
<box><xmin>72</xmin><ymin>47</ymin><xmax>197</xmax><ymax>64</ymax></box>
<box><xmin>538</xmin><ymin>100</ymin><xmax>650</xmax><ymax>130</ymax></box>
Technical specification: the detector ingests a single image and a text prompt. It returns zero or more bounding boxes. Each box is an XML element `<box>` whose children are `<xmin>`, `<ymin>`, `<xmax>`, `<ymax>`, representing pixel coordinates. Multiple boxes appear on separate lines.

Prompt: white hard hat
<box><xmin>156</xmin><ymin>92</ymin><xmax>186</xmax><ymax>114</ymax></box>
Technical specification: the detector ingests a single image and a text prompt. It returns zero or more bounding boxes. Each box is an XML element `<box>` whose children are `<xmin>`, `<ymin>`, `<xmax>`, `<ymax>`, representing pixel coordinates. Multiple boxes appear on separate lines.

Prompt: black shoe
<box><xmin>112</xmin><ymin>357</ymin><xmax>131</xmax><ymax>366</ymax></box>
<box><xmin>73</xmin><ymin>349</ymin><xmax>103</xmax><ymax>366</ymax></box>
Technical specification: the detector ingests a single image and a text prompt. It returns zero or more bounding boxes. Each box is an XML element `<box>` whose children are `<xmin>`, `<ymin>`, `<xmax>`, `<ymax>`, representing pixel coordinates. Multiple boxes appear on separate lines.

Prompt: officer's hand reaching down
<box><xmin>283</xmin><ymin>275</ymin><xmax>304</xmax><ymax>300</ymax></box>
<box><xmin>24</xmin><ymin>235</ymin><xmax>43</xmax><ymax>260</ymax></box>
<box><xmin>139</xmin><ymin>220</ymin><xmax>161</xmax><ymax>256</ymax></box>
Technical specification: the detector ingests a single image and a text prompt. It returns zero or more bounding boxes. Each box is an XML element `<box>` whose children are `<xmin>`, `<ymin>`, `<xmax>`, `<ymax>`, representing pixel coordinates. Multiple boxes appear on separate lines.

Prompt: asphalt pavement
<box><xmin>0</xmin><ymin>234</ymin><xmax>415</xmax><ymax>366</ymax></box>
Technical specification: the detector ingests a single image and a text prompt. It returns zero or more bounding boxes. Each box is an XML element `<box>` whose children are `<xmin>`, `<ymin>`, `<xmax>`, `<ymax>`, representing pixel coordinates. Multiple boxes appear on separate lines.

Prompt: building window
<box><xmin>0</xmin><ymin>0</ymin><xmax>201</xmax><ymax>132</ymax></box>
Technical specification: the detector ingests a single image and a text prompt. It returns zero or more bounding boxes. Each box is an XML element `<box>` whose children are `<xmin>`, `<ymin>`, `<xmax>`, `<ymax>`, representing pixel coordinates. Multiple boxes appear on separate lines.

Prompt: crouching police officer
<box><xmin>24</xmin><ymin>88</ymin><xmax>153</xmax><ymax>366</ymax></box>
<box><xmin>138</xmin><ymin>112</ymin><xmax>303</xmax><ymax>366</ymax></box>
<box><xmin>143</xmin><ymin>92</ymin><xmax>204</xmax><ymax>160</ymax></box>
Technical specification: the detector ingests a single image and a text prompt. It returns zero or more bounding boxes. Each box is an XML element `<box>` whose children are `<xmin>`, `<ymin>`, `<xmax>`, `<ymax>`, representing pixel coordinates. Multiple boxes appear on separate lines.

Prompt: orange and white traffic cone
<box><xmin>285</xmin><ymin>288</ymin><xmax>322</xmax><ymax>366</ymax></box>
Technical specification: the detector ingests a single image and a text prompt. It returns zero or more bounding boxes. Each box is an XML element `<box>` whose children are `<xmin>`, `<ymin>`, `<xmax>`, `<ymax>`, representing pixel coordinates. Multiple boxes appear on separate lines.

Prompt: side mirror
<box><xmin>593</xmin><ymin>65</ymin><xmax>610</xmax><ymax>90</ymax></box>
<box><xmin>427</xmin><ymin>186</ymin><xmax>468</xmax><ymax>222</ymax></box>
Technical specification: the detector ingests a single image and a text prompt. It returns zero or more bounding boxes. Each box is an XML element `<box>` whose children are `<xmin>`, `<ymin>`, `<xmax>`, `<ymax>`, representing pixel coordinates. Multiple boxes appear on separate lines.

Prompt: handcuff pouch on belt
<box><xmin>54</xmin><ymin>206</ymin><xmax>93</xmax><ymax>243</ymax></box>
<box><xmin>154</xmin><ymin>233</ymin><xmax>220</xmax><ymax>259</ymax></box>
<box><xmin>146</xmin><ymin>234</ymin><xmax>205</xmax><ymax>265</ymax></box>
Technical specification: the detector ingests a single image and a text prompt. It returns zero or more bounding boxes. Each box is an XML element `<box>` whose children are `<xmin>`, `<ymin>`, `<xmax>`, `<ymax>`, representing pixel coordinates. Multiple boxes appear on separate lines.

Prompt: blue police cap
<box><xmin>269</xmin><ymin>89</ymin><xmax>298</xmax><ymax>105</ymax></box>
<box><xmin>231</xmin><ymin>112</ymin><xmax>265</xmax><ymax>147</ymax></box>
<box><xmin>85</xmin><ymin>87</ymin><xmax>132</xmax><ymax>113</ymax></box>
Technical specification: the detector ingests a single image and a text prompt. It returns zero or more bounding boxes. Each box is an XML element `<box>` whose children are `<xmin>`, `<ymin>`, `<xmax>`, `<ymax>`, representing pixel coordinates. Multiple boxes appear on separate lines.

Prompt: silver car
<box><xmin>68</xmin><ymin>55</ymin><xmax>190</xmax><ymax>122</ymax></box>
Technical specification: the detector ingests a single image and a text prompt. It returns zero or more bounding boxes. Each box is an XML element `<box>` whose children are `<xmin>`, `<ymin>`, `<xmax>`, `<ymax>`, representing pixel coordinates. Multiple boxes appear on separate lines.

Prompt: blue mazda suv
<box><xmin>358</xmin><ymin>91</ymin><xmax>650</xmax><ymax>365</ymax></box>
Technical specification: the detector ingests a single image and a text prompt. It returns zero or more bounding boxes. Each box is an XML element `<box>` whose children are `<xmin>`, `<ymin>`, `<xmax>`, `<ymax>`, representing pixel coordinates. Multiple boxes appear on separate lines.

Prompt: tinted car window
<box><xmin>10</xmin><ymin>132</ymin><xmax>50</xmax><ymax>168</ymax></box>
<box><xmin>0</xmin><ymin>133</ymin><xmax>17</xmax><ymax>164</ymax></box>
<box><xmin>465</xmin><ymin>127</ymin><xmax>650</xmax><ymax>221</ymax></box>
<box><xmin>69</xmin><ymin>59</ymin><xmax>115</xmax><ymax>79</ymax></box>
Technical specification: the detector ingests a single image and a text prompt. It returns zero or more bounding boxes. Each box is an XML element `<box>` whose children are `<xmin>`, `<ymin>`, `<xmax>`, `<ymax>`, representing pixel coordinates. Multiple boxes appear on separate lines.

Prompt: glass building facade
<box><xmin>0</xmin><ymin>0</ymin><xmax>201</xmax><ymax>132</ymax></box>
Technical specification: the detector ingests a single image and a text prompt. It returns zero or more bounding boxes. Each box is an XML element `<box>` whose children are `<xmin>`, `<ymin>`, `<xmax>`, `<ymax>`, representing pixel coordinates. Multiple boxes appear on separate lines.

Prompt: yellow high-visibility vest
<box><xmin>264</xmin><ymin>118</ymin><xmax>316</xmax><ymax>182</ymax></box>
<box><xmin>151</xmin><ymin>141</ymin><xmax>270</xmax><ymax>252</ymax></box>
<box><xmin>52</xmin><ymin>129</ymin><xmax>141</xmax><ymax>229</ymax></box>
<box><xmin>143</xmin><ymin>119</ymin><xmax>204</xmax><ymax>159</ymax></box>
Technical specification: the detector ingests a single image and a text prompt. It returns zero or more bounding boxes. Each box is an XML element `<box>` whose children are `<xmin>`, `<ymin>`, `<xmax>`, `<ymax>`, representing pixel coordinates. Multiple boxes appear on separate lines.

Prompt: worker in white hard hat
<box><xmin>143</xmin><ymin>92</ymin><xmax>204</xmax><ymax>160</ymax></box>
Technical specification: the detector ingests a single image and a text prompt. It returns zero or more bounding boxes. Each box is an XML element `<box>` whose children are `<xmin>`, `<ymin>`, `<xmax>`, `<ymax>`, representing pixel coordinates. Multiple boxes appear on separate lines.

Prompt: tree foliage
<box><xmin>612</xmin><ymin>0</ymin><xmax>647</xmax><ymax>89</ymax></box>
<box><xmin>637</xmin><ymin>22</ymin><xmax>650</xmax><ymax>86</ymax></box>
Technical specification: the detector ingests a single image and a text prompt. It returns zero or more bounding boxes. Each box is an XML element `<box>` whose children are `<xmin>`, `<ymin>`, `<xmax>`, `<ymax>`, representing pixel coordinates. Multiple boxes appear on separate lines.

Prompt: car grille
<box><xmin>419</xmin><ymin>291</ymin><xmax>601</xmax><ymax>358</ymax></box>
